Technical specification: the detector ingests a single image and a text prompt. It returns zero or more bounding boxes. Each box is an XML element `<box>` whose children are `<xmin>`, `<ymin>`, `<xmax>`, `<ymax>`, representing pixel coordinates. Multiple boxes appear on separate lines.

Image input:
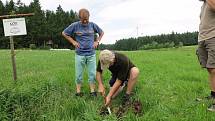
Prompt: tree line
<box><xmin>0</xmin><ymin>0</ymin><xmax>79</xmax><ymax>49</ymax></box>
<box><xmin>99</xmin><ymin>32</ymin><xmax>198</xmax><ymax>51</ymax></box>
<box><xmin>0</xmin><ymin>0</ymin><xmax>198</xmax><ymax>50</ymax></box>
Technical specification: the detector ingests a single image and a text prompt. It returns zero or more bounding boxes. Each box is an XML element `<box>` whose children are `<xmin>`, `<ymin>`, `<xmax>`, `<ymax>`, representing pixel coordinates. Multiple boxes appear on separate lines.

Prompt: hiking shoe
<box><xmin>75</xmin><ymin>92</ymin><xmax>84</xmax><ymax>97</ymax></box>
<box><xmin>206</xmin><ymin>95</ymin><xmax>215</xmax><ymax>100</ymax></box>
<box><xmin>90</xmin><ymin>92</ymin><xmax>97</xmax><ymax>97</ymax></box>
<box><xmin>207</xmin><ymin>104</ymin><xmax>215</xmax><ymax>112</ymax></box>
<box><xmin>196</xmin><ymin>95</ymin><xmax>215</xmax><ymax>101</ymax></box>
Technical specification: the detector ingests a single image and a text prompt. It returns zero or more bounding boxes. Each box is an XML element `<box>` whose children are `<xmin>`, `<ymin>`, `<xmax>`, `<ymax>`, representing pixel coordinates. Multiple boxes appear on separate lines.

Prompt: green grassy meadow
<box><xmin>0</xmin><ymin>46</ymin><xmax>215</xmax><ymax>121</ymax></box>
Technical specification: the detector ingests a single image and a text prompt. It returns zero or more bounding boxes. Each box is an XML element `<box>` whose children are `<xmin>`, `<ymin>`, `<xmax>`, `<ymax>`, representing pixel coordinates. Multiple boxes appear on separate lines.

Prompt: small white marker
<box><xmin>107</xmin><ymin>107</ymin><xmax>111</xmax><ymax>114</ymax></box>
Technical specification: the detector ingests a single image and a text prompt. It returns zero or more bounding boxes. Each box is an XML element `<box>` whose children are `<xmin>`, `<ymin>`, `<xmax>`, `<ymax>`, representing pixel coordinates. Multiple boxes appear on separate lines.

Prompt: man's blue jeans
<box><xmin>75</xmin><ymin>54</ymin><xmax>96</xmax><ymax>84</ymax></box>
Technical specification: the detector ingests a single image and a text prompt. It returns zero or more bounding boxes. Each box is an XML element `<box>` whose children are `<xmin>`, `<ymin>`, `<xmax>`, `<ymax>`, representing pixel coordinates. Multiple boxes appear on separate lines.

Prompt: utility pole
<box><xmin>136</xmin><ymin>25</ymin><xmax>139</xmax><ymax>38</ymax></box>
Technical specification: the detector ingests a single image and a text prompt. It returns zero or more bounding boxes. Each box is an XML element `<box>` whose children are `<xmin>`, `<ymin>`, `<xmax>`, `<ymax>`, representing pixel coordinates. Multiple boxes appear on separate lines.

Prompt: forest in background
<box><xmin>0</xmin><ymin>0</ymin><xmax>198</xmax><ymax>50</ymax></box>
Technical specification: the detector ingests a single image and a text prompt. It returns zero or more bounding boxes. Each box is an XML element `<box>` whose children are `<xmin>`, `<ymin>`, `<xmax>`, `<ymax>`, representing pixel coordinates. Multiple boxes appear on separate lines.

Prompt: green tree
<box><xmin>4</xmin><ymin>0</ymin><xmax>16</xmax><ymax>14</ymax></box>
<box><xmin>28</xmin><ymin>0</ymin><xmax>46</xmax><ymax>47</ymax></box>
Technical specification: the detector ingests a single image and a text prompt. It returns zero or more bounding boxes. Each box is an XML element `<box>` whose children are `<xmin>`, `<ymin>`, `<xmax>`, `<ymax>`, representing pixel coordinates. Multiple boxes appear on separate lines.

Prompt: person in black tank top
<box><xmin>96</xmin><ymin>50</ymin><xmax>140</xmax><ymax>106</ymax></box>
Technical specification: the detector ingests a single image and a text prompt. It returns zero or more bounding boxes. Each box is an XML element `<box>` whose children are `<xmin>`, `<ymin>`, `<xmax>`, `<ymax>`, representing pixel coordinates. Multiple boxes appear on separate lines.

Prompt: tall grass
<box><xmin>0</xmin><ymin>47</ymin><xmax>214</xmax><ymax>121</ymax></box>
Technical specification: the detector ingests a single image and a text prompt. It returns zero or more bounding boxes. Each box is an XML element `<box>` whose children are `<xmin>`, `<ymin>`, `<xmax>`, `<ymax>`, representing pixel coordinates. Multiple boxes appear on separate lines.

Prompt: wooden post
<box><xmin>0</xmin><ymin>13</ymin><xmax>34</xmax><ymax>19</ymax></box>
<box><xmin>10</xmin><ymin>36</ymin><xmax>17</xmax><ymax>81</ymax></box>
<box><xmin>0</xmin><ymin>13</ymin><xmax>34</xmax><ymax>81</ymax></box>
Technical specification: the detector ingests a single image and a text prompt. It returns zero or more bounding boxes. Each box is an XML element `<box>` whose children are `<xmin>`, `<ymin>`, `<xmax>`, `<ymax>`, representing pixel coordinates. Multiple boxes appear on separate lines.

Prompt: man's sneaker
<box><xmin>206</xmin><ymin>95</ymin><xmax>215</xmax><ymax>100</ymax></box>
<box><xmin>90</xmin><ymin>92</ymin><xmax>97</xmax><ymax>97</ymax></box>
<box><xmin>207</xmin><ymin>104</ymin><xmax>215</xmax><ymax>112</ymax></box>
<box><xmin>196</xmin><ymin>95</ymin><xmax>215</xmax><ymax>101</ymax></box>
<box><xmin>75</xmin><ymin>92</ymin><xmax>84</xmax><ymax>97</ymax></box>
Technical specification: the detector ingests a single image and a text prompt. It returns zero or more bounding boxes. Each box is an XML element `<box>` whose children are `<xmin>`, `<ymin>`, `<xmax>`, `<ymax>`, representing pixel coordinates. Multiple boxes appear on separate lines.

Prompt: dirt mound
<box><xmin>99</xmin><ymin>99</ymin><xmax>143</xmax><ymax>118</ymax></box>
<box><xmin>132</xmin><ymin>100</ymin><xmax>142</xmax><ymax>115</ymax></box>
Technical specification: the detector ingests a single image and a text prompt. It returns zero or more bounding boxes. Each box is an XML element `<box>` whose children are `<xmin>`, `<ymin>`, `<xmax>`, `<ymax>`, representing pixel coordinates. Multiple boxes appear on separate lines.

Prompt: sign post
<box><xmin>10</xmin><ymin>36</ymin><xmax>17</xmax><ymax>80</ymax></box>
<box><xmin>2</xmin><ymin>18</ymin><xmax>28</xmax><ymax>81</ymax></box>
<box><xmin>0</xmin><ymin>13</ymin><xmax>34</xmax><ymax>81</ymax></box>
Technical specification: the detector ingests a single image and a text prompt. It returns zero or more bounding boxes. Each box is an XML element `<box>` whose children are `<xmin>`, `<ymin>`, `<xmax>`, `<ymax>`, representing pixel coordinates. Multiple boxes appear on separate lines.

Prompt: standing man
<box><xmin>62</xmin><ymin>8</ymin><xmax>104</xmax><ymax>97</ymax></box>
<box><xmin>197</xmin><ymin>0</ymin><xmax>215</xmax><ymax>111</ymax></box>
<box><xmin>96</xmin><ymin>50</ymin><xmax>139</xmax><ymax>106</ymax></box>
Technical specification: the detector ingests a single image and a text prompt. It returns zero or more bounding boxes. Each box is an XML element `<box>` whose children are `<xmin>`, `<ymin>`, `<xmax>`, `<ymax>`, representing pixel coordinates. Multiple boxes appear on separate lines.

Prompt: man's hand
<box><xmin>105</xmin><ymin>96</ymin><xmax>111</xmax><ymax>106</ymax></box>
<box><xmin>72</xmin><ymin>41</ymin><xmax>80</xmax><ymax>48</ymax></box>
<box><xmin>98</xmin><ymin>84</ymin><xmax>105</xmax><ymax>96</ymax></box>
<box><xmin>93</xmin><ymin>41</ymin><xmax>99</xmax><ymax>48</ymax></box>
<box><xmin>62</xmin><ymin>32</ymin><xmax>79</xmax><ymax>48</ymax></box>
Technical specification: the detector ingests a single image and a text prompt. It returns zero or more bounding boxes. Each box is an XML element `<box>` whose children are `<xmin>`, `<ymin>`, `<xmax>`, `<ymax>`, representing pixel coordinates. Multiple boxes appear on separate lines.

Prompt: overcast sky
<box><xmin>2</xmin><ymin>0</ymin><xmax>203</xmax><ymax>44</ymax></box>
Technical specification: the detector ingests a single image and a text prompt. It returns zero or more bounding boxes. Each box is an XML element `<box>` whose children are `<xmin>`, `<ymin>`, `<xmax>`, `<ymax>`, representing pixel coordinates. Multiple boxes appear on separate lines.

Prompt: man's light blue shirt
<box><xmin>63</xmin><ymin>21</ymin><xmax>103</xmax><ymax>56</ymax></box>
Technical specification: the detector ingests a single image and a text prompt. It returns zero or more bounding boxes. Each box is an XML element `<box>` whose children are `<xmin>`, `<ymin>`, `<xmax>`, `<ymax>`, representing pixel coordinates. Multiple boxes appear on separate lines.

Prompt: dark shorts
<box><xmin>197</xmin><ymin>37</ymin><xmax>215</xmax><ymax>68</ymax></box>
<box><xmin>109</xmin><ymin>76</ymin><xmax>128</xmax><ymax>87</ymax></box>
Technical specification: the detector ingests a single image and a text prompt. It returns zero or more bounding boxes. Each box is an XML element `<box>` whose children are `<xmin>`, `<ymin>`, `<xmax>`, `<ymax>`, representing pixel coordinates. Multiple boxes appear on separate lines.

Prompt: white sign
<box><xmin>3</xmin><ymin>18</ymin><xmax>27</xmax><ymax>36</ymax></box>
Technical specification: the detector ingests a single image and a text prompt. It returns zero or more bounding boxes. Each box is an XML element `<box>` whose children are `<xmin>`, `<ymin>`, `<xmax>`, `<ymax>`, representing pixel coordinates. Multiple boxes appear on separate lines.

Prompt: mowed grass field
<box><xmin>0</xmin><ymin>46</ymin><xmax>215</xmax><ymax>121</ymax></box>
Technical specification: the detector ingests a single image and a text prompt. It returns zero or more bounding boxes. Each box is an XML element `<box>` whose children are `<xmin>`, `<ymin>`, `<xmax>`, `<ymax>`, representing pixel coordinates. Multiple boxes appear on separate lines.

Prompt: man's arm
<box><xmin>207</xmin><ymin>0</ymin><xmax>215</xmax><ymax>11</ymax></box>
<box><xmin>94</xmin><ymin>31</ymin><xmax>104</xmax><ymax>48</ymax></box>
<box><xmin>96</xmin><ymin>71</ymin><xmax>105</xmax><ymax>96</ymax></box>
<box><xmin>96</xmin><ymin>31</ymin><xmax>104</xmax><ymax>43</ymax></box>
<box><xmin>62</xmin><ymin>32</ymin><xmax>80</xmax><ymax>48</ymax></box>
<box><xmin>105</xmin><ymin>79</ymin><xmax>122</xmax><ymax>106</ymax></box>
